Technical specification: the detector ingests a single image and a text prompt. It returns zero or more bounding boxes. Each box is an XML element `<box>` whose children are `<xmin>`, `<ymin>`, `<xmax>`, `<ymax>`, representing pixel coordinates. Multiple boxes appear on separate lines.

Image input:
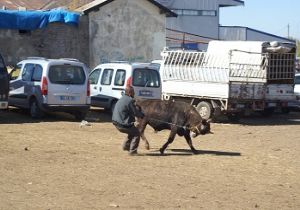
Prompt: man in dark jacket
<box><xmin>112</xmin><ymin>86</ymin><xmax>144</xmax><ymax>155</ymax></box>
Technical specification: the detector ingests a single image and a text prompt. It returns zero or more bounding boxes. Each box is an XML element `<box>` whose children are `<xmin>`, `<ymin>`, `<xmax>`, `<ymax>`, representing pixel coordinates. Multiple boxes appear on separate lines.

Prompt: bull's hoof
<box><xmin>192</xmin><ymin>149</ymin><xmax>198</xmax><ymax>154</ymax></box>
<box><xmin>159</xmin><ymin>148</ymin><xmax>165</xmax><ymax>155</ymax></box>
<box><xmin>145</xmin><ymin>144</ymin><xmax>150</xmax><ymax>150</ymax></box>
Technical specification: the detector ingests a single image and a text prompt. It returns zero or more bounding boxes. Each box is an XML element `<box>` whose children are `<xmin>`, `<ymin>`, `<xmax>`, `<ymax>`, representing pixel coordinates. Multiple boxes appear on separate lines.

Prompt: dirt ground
<box><xmin>0</xmin><ymin>107</ymin><xmax>299</xmax><ymax>210</ymax></box>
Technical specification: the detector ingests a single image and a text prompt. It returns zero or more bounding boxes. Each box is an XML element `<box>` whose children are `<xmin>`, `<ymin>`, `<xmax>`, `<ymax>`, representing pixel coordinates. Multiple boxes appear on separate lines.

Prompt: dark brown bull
<box><xmin>135</xmin><ymin>99</ymin><xmax>212</xmax><ymax>154</ymax></box>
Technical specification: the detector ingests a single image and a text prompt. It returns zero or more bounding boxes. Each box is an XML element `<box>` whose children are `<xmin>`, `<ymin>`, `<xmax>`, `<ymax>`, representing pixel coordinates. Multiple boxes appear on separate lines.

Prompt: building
<box><xmin>0</xmin><ymin>0</ymin><xmax>175</xmax><ymax>67</ymax></box>
<box><xmin>77</xmin><ymin>0</ymin><xmax>176</xmax><ymax>67</ymax></box>
<box><xmin>156</xmin><ymin>0</ymin><xmax>244</xmax><ymax>40</ymax></box>
<box><xmin>156</xmin><ymin>0</ymin><xmax>295</xmax><ymax>49</ymax></box>
<box><xmin>219</xmin><ymin>26</ymin><xmax>295</xmax><ymax>43</ymax></box>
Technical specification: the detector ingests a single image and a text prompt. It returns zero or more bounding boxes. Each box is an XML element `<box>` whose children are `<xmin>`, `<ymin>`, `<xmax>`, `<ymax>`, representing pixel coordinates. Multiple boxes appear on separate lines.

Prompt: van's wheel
<box><xmin>196</xmin><ymin>101</ymin><xmax>213</xmax><ymax>120</ymax></box>
<box><xmin>74</xmin><ymin>111</ymin><xmax>87</xmax><ymax>121</ymax></box>
<box><xmin>30</xmin><ymin>98</ymin><xmax>44</xmax><ymax>119</ymax></box>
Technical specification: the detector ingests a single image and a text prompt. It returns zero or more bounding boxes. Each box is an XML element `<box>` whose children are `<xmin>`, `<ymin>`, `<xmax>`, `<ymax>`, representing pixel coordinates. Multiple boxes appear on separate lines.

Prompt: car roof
<box><xmin>18</xmin><ymin>57</ymin><xmax>84</xmax><ymax>65</ymax></box>
<box><xmin>93</xmin><ymin>62</ymin><xmax>157</xmax><ymax>70</ymax></box>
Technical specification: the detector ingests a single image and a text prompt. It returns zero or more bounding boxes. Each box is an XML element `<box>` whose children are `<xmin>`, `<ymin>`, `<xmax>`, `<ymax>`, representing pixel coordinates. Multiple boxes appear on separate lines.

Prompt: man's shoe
<box><xmin>129</xmin><ymin>151</ymin><xmax>138</xmax><ymax>156</ymax></box>
<box><xmin>123</xmin><ymin>147</ymin><xmax>130</xmax><ymax>151</ymax></box>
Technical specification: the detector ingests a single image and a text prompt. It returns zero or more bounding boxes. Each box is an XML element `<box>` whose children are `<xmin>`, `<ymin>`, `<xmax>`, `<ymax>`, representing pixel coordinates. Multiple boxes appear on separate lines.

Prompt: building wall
<box><xmin>219</xmin><ymin>26</ymin><xmax>246</xmax><ymax>40</ymax></box>
<box><xmin>0</xmin><ymin>16</ymin><xmax>89</xmax><ymax>66</ymax></box>
<box><xmin>157</xmin><ymin>0</ymin><xmax>219</xmax><ymax>39</ymax></box>
<box><xmin>247</xmin><ymin>29</ymin><xmax>294</xmax><ymax>43</ymax></box>
<box><xmin>88</xmin><ymin>0</ymin><xmax>166</xmax><ymax>68</ymax></box>
<box><xmin>219</xmin><ymin>26</ymin><xmax>295</xmax><ymax>43</ymax></box>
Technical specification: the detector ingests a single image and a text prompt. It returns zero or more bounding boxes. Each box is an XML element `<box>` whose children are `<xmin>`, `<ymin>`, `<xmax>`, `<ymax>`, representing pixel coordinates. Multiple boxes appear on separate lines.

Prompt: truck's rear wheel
<box><xmin>196</xmin><ymin>101</ymin><xmax>213</xmax><ymax>120</ymax></box>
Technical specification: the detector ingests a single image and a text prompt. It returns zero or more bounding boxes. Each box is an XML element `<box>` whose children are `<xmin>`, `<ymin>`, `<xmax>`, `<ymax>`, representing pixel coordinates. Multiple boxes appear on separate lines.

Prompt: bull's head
<box><xmin>190</xmin><ymin>119</ymin><xmax>212</xmax><ymax>138</ymax></box>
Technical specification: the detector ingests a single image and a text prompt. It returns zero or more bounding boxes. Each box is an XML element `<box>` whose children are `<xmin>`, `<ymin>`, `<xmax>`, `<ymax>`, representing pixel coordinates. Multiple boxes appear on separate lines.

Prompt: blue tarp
<box><xmin>0</xmin><ymin>9</ymin><xmax>80</xmax><ymax>30</ymax></box>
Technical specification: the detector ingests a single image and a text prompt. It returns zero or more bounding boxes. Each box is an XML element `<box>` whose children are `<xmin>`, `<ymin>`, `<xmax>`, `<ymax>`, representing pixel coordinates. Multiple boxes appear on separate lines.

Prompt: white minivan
<box><xmin>89</xmin><ymin>62</ymin><xmax>161</xmax><ymax>111</ymax></box>
<box><xmin>9</xmin><ymin>57</ymin><xmax>91</xmax><ymax>119</ymax></box>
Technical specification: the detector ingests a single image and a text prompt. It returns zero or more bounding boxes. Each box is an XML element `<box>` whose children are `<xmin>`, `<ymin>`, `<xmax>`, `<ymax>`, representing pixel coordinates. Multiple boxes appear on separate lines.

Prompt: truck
<box><xmin>160</xmin><ymin>40</ymin><xmax>296</xmax><ymax>120</ymax></box>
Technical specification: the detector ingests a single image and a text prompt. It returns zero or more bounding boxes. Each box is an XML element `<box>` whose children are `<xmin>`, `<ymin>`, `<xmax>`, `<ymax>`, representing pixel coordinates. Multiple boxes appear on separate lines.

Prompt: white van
<box><xmin>9</xmin><ymin>57</ymin><xmax>91</xmax><ymax>119</ymax></box>
<box><xmin>89</xmin><ymin>62</ymin><xmax>161</xmax><ymax>111</ymax></box>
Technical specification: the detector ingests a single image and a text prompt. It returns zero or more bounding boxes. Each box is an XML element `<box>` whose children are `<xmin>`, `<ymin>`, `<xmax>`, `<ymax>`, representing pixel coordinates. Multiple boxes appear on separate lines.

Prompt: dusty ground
<box><xmin>0</xmin><ymin>107</ymin><xmax>299</xmax><ymax>210</ymax></box>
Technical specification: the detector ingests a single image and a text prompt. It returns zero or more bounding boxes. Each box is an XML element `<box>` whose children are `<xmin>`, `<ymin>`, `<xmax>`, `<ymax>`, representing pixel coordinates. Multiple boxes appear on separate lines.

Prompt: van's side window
<box><xmin>114</xmin><ymin>69</ymin><xmax>126</xmax><ymax>86</ymax></box>
<box><xmin>32</xmin><ymin>64</ymin><xmax>43</xmax><ymax>81</ymax></box>
<box><xmin>101</xmin><ymin>69</ymin><xmax>113</xmax><ymax>85</ymax></box>
<box><xmin>22</xmin><ymin>63</ymin><xmax>34</xmax><ymax>81</ymax></box>
<box><xmin>89</xmin><ymin>69</ymin><xmax>101</xmax><ymax>84</ymax></box>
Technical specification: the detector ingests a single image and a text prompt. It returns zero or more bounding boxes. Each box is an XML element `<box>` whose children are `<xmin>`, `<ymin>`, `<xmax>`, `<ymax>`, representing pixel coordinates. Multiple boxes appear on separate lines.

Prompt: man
<box><xmin>112</xmin><ymin>86</ymin><xmax>144</xmax><ymax>155</ymax></box>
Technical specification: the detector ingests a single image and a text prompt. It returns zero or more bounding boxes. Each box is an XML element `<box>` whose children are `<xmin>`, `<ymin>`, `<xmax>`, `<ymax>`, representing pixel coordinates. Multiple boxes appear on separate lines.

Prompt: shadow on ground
<box><xmin>0</xmin><ymin>106</ymin><xmax>112</xmax><ymax>124</ymax></box>
<box><xmin>144</xmin><ymin>148</ymin><xmax>241</xmax><ymax>157</ymax></box>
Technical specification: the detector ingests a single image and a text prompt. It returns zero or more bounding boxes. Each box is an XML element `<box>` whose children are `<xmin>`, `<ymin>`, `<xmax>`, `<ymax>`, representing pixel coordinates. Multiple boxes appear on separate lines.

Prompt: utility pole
<box><xmin>287</xmin><ymin>24</ymin><xmax>290</xmax><ymax>38</ymax></box>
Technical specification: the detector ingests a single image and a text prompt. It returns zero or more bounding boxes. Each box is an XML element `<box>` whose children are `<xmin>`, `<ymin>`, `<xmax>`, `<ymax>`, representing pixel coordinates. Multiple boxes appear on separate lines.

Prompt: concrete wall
<box><xmin>0</xmin><ymin>16</ymin><xmax>89</xmax><ymax>66</ymax></box>
<box><xmin>88</xmin><ymin>0</ymin><xmax>166</xmax><ymax>68</ymax></box>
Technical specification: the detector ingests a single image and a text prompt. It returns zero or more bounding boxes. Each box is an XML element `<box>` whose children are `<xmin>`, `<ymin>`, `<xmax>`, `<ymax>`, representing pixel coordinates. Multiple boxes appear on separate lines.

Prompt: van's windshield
<box><xmin>132</xmin><ymin>68</ymin><xmax>160</xmax><ymax>87</ymax></box>
<box><xmin>49</xmin><ymin>65</ymin><xmax>86</xmax><ymax>85</ymax></box>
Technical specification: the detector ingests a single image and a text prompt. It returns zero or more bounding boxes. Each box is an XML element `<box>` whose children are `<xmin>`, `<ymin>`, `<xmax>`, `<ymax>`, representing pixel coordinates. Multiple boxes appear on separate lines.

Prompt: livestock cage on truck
<box><xmin>160</xmin><ymin>41</ymin><xmax>296</xmax><ymax>120</ymax></box>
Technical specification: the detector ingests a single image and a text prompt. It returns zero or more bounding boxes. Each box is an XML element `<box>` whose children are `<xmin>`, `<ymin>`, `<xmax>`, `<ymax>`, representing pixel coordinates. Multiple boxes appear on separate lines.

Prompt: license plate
<box><xmin>0</xmin><ymin>102</ymin><xmax>8</xmax><ymax>109</ymax></box>
<box><xmin>139</xmin><ymin>90</ymin><xmax>153</xmax><ymax>97</ymax></box>
<box><xmin>60</xmin><ymin>96</ymin><xmax>75</xmax><ymax>101</ymax></box>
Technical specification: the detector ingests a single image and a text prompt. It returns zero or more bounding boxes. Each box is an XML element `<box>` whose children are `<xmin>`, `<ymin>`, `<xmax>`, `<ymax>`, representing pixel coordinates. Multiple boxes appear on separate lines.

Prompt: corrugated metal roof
<box><xmin>219</xmin><ymin>0</ymin><xmax>244</xmax><ymax>7</ymax></box>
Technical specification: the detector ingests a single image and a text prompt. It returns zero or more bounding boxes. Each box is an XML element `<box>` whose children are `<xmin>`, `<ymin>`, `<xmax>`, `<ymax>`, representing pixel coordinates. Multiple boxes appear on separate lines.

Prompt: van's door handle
<box><xmin>99</xmin><ymin>87</ymin><xmax>102</xmax><ymax>92</ymax></box>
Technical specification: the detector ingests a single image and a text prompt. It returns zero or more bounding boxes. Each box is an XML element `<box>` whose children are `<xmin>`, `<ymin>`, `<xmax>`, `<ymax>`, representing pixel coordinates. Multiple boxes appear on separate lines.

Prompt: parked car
<box><xmin>89</xmin><ymin>62</ymin><xmax>161</xmax><ymax>112</ymax></box>
<box><xmin>0</xmin><ymin>52</ymin><xmax>9</xmax><ymax>110</ymax></box>
<box><xmin>9</xmin><ymin>57</ymin><xmax>91</xmax><ymax>119</ymax></box>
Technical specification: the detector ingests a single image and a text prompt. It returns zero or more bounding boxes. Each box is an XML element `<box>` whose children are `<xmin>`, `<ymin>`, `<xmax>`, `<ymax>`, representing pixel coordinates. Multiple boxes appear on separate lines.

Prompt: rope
<box><xmin>147</xmin><ymin>117</ymin><xmax>188</xmax><ymax>129</ymax></box>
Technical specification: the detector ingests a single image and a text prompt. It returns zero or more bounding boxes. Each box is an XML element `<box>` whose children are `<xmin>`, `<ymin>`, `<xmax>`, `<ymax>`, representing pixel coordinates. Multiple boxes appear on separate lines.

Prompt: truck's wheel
<box><xmin>196</xmin><ymin>101</ymin><xmax>213</xmax><ymax>120</ymax></box>
<box><xmin>261</xmin><ymin>108</ymin><xmax>274</xmax><ymax>117</ymax></box>
<box><xmin>30</xmin><ymin>98</ymin><xmax>44</xmax><ymax>119</ymax></box>
<box><xmin>227</xmin><ymin>113</ymin><xmax>241</xmax><ymax>122</ymax></box>
<box><xmin>281</xmin><ymin>107</ymin><xmax>290</xmax><ymax>114</ymax></box>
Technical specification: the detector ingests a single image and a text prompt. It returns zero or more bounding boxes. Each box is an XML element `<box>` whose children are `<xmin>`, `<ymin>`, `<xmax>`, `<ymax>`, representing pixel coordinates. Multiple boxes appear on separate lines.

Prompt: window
<box><xmin>295</xmin><ymin>75</ymin><xmax>300</xmax><ymax>84</ymax></box>
<box><xmin>172</xmin><ymin>9</ymin><xmax>216</xmax><ymax>16</ymax></box>
<box><xmin>22</xmin><ymin>63</ymin><xmax>34</xmax><ymax>81</ymax></box>
<box><xmin>101</xmin><ymin>69</ymin><xmax>114</xmax><ymax>85</ymax></box>
<box><xmin>49</xmin><ymin>65</ymin><xmax>86</xmax><ymax>84</ymax></box>
<box><xmin>32</xmin><ymin>65</ymin><xmax>43</xmax><ymax>81</ymax></box>
<box><xmin>89</xmin><ymin>69</ymin><xmax>101</xmax><ymax>84</ymax></box>
<box><xmin>202</xmin><ymin>10</ymin><xmax>217</xmax><ymax>16</ymax></box>
<box><xmin>132</xmin><ymin>68</ymin><xmax>160</xmax><ymax>88</ymax></box>
<box><xmin>114</xmin><ymin>69</ymin><xmax>126</xmax><ymax>86</ymax></box>
<box><xmin>183</xmin><ymin>10</ymin><xmax>198</xmax><ymax>16</ymax></box>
